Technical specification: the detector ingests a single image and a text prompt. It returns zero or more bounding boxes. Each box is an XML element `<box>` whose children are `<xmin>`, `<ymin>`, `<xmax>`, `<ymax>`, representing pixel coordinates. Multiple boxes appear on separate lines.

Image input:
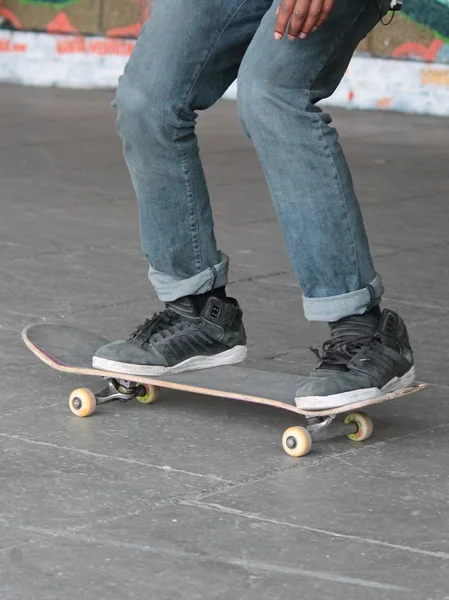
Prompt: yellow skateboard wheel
<box><xmin>69</xmin><ymin>388</ymin><xmax>97</xmax><ymax>417</ymax></box>
<box><xmin>282</xmin><ymin>426</ymin><xmax>312</xmax><ymax>458</ymax></box>
<box><xmin>136</xmin><ymin>384</ymin><xmax>160</xmax><ymax>404</ymax></box>
<box><xmin>345</xmin><ymin>412</ymin><xmax>373</xmax><ymax>441</ymax></box>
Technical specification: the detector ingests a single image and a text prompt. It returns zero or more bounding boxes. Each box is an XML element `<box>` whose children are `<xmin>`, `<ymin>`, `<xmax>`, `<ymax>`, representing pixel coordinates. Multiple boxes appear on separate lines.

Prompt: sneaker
<box><xmin>295</xmin><ymin>308</ymin><xmax>415</xmax><ymax>411</ymax></box>
<box><xmin>93</xmin><ymin>295</ymin><xmax>247</xmax><ymax>376</ymax></box>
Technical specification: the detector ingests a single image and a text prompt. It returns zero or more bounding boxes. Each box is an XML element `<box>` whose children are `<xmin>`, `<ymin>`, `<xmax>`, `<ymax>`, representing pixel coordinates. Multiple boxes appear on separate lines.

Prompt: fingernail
<box><xmin>288</xmin><ymin>34</ymin><xmax>295</xmax><ymax>41</ymax></box>
<box><xmin>274</xmin><ymin>32</ymin><xmax>282</xmax><ymax>40</ymax></box>
<box><xmin>276</xmin><ymin>7</ymin><xmax>279</xmax><ymax>15</ymax></box>
<box><xmin>299</xmin><ymin>32</ymin><xmax>307</xmax><ymax>39</ymax></box>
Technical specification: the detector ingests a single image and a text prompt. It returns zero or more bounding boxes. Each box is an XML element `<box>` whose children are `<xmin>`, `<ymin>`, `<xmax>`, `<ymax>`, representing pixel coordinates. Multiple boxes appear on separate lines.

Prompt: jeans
<box><xmin>113</xmin><ymin>0</ymin><xmax>387</xmax><ymax>321</ymax></box>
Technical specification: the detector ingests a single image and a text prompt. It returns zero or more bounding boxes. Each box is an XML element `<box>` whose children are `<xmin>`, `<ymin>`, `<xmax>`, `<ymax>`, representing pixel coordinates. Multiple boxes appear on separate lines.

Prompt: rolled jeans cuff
<box><xmin>148</xmin><ymin>251</ymin><xmax>229</xmax><ymax>302</ymax></box>
<box><xmin>303</xmin><ymin>273</ymin><xmax>384</xmax><ymax>322</ymax></box>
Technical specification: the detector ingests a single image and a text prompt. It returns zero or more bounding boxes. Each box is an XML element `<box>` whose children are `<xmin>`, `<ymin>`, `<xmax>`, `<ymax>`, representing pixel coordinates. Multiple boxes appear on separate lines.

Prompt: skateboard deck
<box><xmin>22</xmin><ymin>323</ymin><xmax>426</xmax><ymax>457</ymax></box>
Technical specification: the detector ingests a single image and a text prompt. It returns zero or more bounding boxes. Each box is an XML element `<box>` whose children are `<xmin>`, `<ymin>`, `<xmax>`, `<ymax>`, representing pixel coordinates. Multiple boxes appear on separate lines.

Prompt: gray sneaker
<box><xmin>93</xmin><ymin>295</ymin><xmax>247</xmax><ymax>376</ymax></box>
<box><xmin>295</xmin><ymin>308</ymin><xmax>415</xmax><ymax>411</ymax></box>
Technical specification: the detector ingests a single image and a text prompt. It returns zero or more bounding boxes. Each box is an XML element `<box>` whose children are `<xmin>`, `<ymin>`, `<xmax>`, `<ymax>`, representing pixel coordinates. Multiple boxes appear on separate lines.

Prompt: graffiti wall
<box><xmin>370</xmin><ymin>1</ymin><xmax>449</xmax><ymax>64</ymax></box>
<box><xmin>0</xmin><ymin>0</ymin><xmax>142</xmax><ymax>37</ymax></box>
<box><xmin>0</xmin><ymin>0</ymin><xmax>448</xmax><ymax>66</ymax></box>
<box><xmin>0</xmin><ymin>1</ymin><xmax>449</xmax><ymax>116</ymax></box>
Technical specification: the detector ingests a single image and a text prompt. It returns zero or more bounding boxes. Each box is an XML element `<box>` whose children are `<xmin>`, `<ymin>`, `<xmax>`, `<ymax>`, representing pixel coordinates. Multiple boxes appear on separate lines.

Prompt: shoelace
<box><xmin>311</xmin><ymin>330</ymin><xmax>378</xmax><ymax>367</ymax></box>
<box><xmin>129</xmin><ymin>309</ymin><xmax>185</xmax><ymax>347</ymax></box>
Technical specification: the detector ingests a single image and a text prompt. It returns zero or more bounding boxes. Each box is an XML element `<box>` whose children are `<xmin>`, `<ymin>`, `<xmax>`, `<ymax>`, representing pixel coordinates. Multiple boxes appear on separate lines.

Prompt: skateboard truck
<box><xmin>68</xmin><ymin>379</ymin><xmax>160</xmax><ymax>418</ymax></box>
<box><xmin>282</xmin><ymin>412</ymin><xmax>374</xmax><ymax>457</ymax></box>
<box><xmin>306</xmin><ymin>415</ymin><xmax>364</xmax><ymax>442</ymax></box>
<box><xmin>95</xmin><ymin>379</ymin><xmax>148</xmax><ymax>404</ymax></box>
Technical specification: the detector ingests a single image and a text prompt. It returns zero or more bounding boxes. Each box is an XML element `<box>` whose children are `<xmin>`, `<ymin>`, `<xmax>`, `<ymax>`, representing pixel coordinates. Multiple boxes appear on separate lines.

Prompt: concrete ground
<box><xmin>1</xmin><ymin>84</ymin><xmax>449</xmax><ymax>600</ymax></box>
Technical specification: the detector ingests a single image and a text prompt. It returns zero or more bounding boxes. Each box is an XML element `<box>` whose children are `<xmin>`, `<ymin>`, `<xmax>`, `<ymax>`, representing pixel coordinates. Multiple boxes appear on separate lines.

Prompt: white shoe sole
<box><xmin>92</xmin><ymin>345</ymin><xmax>248</xmax><ymax>377</ymax></box>
<box><xmin>295</xmin><ymin>366</ymin><xmax>416</xmax><ymax>411</ymax></box>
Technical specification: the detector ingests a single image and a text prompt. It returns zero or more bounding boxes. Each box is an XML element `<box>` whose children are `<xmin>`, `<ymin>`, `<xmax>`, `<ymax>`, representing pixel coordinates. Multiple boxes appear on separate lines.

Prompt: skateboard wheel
<box><xmin>344</xmin><ymin>412</ymin><xmax>373</xmax><ymax>441</ymax></box>
<box><xmin>136</xmin><ymin>384</ymin><xmax>160</xmax><ymax>404</ymax></box>
<box><xmin>69</xmin><ymin>388</ymin><xmax>97</xmax><ymax>417</ymax></box>
<box><xmin>282</xmin><ymin>426</ymin><xmax>312</xmax><ymax>458</ymax></box>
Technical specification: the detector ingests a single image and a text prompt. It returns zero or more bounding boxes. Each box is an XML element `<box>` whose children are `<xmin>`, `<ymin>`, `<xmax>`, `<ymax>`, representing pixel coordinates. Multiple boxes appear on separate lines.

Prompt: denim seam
<box><xmin>366</xmin><ymin>283</ymin><xmax>375</xmax><ymax>308</ymax></box>
<box><xmin>300</xmin><ymin>1</ymin><xmax>375</xmax><ymax>290</ymax></box>
<box><xmin>178</xmin><ymin>145</ymin><xmax>202</xmax><ymax>272</ymax></box>
<box><xmin>171</xmin><ymin>0</ymin><xmax>253</xmax><ymax>275</ymax></box>
<box><xmin>181</xmin><ymin>0</ymin><xmax>253</xmax><ymax>109</ymax></box>
<box><xmin>210</xmin><ymin>266</ymin><xmax>218</xmax><ymax>290</ymax></box>
<box><xmin>316</xmin><ymin>113</ymin><xmax>359</xmax><ymax>286</ymax></box>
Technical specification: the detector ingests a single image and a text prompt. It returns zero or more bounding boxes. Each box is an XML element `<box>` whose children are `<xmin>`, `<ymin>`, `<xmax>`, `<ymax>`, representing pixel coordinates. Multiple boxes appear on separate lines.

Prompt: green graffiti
<box><xmin>18</xmin><ymin>0</ymin><xmax>81</xmax><ymax>5</ymax></box>
<box><xmin>403</xmin><ymin>0</ymin><xmax>449</xmax><ymax>40</ymax></box>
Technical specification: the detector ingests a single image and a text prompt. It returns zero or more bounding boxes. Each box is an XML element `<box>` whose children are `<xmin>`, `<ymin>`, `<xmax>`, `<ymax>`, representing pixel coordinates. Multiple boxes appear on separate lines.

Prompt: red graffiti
<box><xmin>56</xmin><ymin>36</ymin><xmax>135</xmax><ymax>56</ymax></box>
<box><xmin>0</xmin><ymin>0</ymin><xmax>150</xmax><ymax>38</ymax></box>
<box><xmin>107</xmin><ymin>23</ymin><xmax>141</xmax><ymax>38</ymax></box>
<box><xmin>377</xmin><ymin>97</ymin><xmax>393</xmax><ymax>109</ymax></box>
<box><xmin>0</xmin><ymin>4</ymin><xmax>22</xmax><ymax>29</ymax></box>
<box><xmin>0</xmin><ymin>1</ymin><xmax>77</xmax><ymax>33</ymax></box>
<box><xmin>0</xmin><ymin>0</ymin><xmax>147</xmax><ymax>37</ymax></box>
<box><xmin>393</xmin><ymin>39</ymin><xmax>444</xmax><ymax>62</ymax></box>
<box><xmin>0</xmin><ymin>39</ymin><xmax>27</xmax><ymax>52</ymax></box>
<box><xmin>106</xmin><ymin>0</ymin><xmax>151</xmax><ymax>38</ymax></box>
<box><xmin>46</xmin><ymin>12</ymin><xmax>78</xmax><ymax>34</ymax></box>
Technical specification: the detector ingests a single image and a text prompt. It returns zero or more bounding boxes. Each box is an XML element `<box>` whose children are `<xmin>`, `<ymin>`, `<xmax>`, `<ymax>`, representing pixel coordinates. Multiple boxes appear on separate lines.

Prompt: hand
<box><xmin>274</xmin><ymin>0</ymin><xmax>335</xmax><ymax>40</ymax></box>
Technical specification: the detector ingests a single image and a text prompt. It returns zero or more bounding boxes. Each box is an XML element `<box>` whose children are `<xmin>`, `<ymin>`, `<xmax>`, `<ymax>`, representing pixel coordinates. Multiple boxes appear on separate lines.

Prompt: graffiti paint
<box><xmin>392</xmin><ymin>39</ymin><xmax>444</xmax><ymax>61</ymax></box>
<box><xmin>0</xmin><ymin>36</ymin><xmax>25</xmax><ymax>50</ymax></box>
<box><xmin>106</xmin><ymin>22</ymin><xmax>141</xmax><ymax>38</ymax></box>
<box><xmin>403</xmin><ymin>0</ymin><xmax>449</xmax><ymax>41</ymax></box>
<box><xmin>18</xmin><ymin>0</ymin><xmax>79</xmax><ymax>5</ymax></box>
<box><xmin>391</xmin><ymin>0</ymin><xmax>449</xmax><ymax>63</ymax></box>
<box><xmin>106</xmin><ymin>1</ymin><xmax>149</xmax><ymax>38</ymax></box>
<box><xmin>3</xmin><ymin>29</ymin><xmax>449</xmax><ymax>118</ymax></box>
<box><xmin>46</xmin><ymin>12</ymin><xmax>77</xmax><ymax>32</ymax></box>
<box><xmin>0</xmin><ymin>1</ymin><xmax>77</xmax><ymax>33</ymax></box>
<box><xmin>421</xmin><ymin>66</ymin><xmax>449</xmax><ymax>85</ymax></box>
<box><xmin>0</xmin><ymin>0</ymin><xmax>145</xmax><ymax>36</ymax></box>
<box><xmin>56</xmin><ymin>35</ymin><xmax>134</xmax><ymax>55</ymax></box>
<box><xmin>0</xmin><ymin>0</ymin><xmax>449</xmax><ymax>68</ymax></box>
<box><xmin>0</xmin><ymin>5</ymin><xmax>22</xmax><ymax>29</ymax></box>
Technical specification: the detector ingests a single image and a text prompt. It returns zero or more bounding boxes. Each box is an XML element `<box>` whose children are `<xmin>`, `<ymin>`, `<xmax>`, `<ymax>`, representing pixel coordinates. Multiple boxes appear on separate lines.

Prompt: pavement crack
<box><xmin>0</xmin><ymin>433</ymin><xmax>229</xmax><ymax>483</ymax></box>
<box><xmin>183</xmin><ymin>501</ymin><xmax>449</xmax><ymax>563</ymax></box>
<box><xmin>0</xmin><ymin>517</ymin><xmax>410</xmax><ymax>590</ymax></box>
<box><xmin>55</xmin><ymin>295</ymin><xmax>149</xmax><ymax>318</ymax></box>
<box><xmin>0</xmin><ymin>540</ymin><xmax>33</xmax><ymax>553</ymax></box>
<box><xmin>174</xmin><ymin>406</ymin><xmax>449</xmax><ymax>504</ymax></box>
<box><xmin>384</xmin><ymin>297</ymin><xmax>449</xmax><ymax>313</ymax></box>
<box><xmin>375</xmin><ymin>241</ymin><xmax>449</xmax><ymax>260</ymax></box>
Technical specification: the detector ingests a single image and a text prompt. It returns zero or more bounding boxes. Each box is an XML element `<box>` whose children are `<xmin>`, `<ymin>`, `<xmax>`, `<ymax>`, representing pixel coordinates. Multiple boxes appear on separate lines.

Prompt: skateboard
<box><xmin>22</xmin><ymin>323</ymin><xmax>426</xmax><ymax>458</ymax></box>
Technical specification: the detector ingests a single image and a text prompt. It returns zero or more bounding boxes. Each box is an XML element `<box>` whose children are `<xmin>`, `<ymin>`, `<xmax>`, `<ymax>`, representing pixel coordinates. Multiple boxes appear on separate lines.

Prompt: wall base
<box><xmin>1</xmin><ymin>30</ymin><xmax>449</xmax><ymax>117</ymax></box>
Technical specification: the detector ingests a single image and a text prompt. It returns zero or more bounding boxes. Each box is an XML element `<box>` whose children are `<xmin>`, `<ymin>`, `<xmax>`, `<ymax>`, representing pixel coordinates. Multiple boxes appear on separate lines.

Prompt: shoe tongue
<box><xmin>329</xmin><ymin>312</ymin><xmax>379</xmax><ymax>341</ymax></box>
<box><xmin>166</xmin><ymin>297</ymin><xmax>199</xmax><ymax>318</ymax></box>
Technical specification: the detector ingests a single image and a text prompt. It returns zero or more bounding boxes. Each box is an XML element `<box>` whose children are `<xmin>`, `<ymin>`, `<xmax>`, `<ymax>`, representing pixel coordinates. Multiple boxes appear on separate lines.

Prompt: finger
<box><xmin>274</xmin><ymin>0</ymin><xmax>296</xmax><ymax>39</ymax></box>
<box><xmin>313</xmin><ymin>0</ymin><xmax>334</xmax><ymax>30</ymax></box>
<box><xmin>287</xmin><ymin>0</ymin><xmax>312</xmax><ymax>40</ymax></box>
<box><xmin>298</xmin><ymin>0</ymin><xmax>325</xmax><ymax>38</ymax></box>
